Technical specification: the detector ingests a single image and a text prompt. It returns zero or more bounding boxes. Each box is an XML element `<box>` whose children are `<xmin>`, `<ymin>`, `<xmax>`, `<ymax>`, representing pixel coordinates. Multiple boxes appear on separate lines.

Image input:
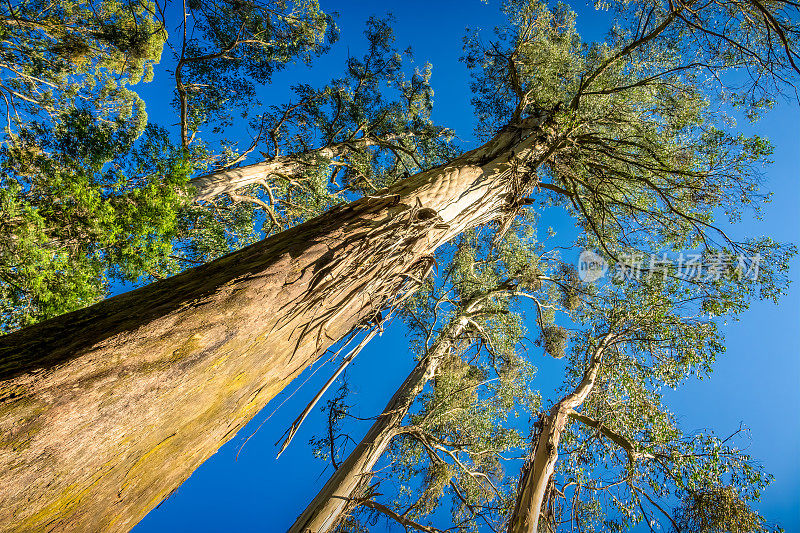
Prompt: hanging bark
<box><xmin>288</xmin><ymin>287</ymin><xmax>506</xmax><ymax>533</ymax></box>
<box><xmin>0</xmin><ymin>112</ymin><xmax>555</xmax><ymax>532</ymax></box>
<box><xmin>289</xmin><ymin>337</ymin><xmax>448</xmax><ymax>533</ymax></box>
<box><xmin>507</xmin><ymin>333</ymin><xmax>615</xmax><ymax>533</ymax></box>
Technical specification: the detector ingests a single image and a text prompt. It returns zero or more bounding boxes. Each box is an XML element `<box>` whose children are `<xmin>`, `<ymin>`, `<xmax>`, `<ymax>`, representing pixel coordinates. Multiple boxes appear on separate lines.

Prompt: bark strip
<box><xmin>288</xmin><ymin>291</ymin><xmax>500</xmax><ymax>533</ymax></box>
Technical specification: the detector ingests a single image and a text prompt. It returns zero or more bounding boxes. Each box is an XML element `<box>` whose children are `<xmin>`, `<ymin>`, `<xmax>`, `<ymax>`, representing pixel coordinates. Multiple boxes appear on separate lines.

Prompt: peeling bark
<box><xmin>0</xmin><ymin>114</ymin><xmax>554</xmax><ymax>532</ymax></box>
<box><xmin>288</xmin><ymin>297</ymin><xmax>492</xmax><ymax>533</ymax></box>
<box><xmin>289</xmin><ymin>343</ymin><xmax>442</xmax><ymax>533</ymax></box>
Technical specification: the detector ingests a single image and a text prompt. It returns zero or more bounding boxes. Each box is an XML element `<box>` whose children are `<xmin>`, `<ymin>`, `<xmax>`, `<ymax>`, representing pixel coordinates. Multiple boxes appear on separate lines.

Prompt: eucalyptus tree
<box><xmin>0</xmin><ymin>8</ymin><xmax>454</xmax><ymax>531</ymax></box>
<box><xmin>0</xmin><ymin>0</ymin><xmax>797</xmax><ymax>530</ymax></box>
<box><xmin>351</xmin><ymin>246</ymin><xmax>784</xmax><ymax>533</ymax></box>
<box><xmin>507</xmin><ymin>260</ymin><xmax>784</xmax><ymax>533</ymax></box>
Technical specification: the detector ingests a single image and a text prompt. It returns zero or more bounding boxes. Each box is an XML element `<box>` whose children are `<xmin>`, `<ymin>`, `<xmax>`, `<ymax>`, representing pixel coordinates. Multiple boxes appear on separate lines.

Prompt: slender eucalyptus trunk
<box><xmin>507</xmin><ymin>334</ymin><xmax>614</xmax><ymax>533</ymax></box>
<box><xmin>289</xmin><ymin>295</ymin><xmax>495</xmax><ymax>533</ymax></box>
<box><xmin>0</xmin><ymin>114</ymin><xmax>554</xmax><ymax>532</ymax></box>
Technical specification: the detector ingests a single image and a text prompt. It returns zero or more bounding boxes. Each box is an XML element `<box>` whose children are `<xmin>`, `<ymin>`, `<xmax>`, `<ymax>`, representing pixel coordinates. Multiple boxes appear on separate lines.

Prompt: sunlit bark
<box><xmin>507</xmin><ymin>333</ymin><xmax>615</xmax><ymax>533</ymax></box>
<box><xmin>189</xmin><ymin>134</ymin><xmax>411</xmax><ymax>202</ymax></box>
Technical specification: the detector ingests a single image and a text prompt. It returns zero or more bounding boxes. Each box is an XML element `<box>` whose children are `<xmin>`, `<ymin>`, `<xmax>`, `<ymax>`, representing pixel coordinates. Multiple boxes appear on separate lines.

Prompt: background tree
<box><xmin>508</xmin><ymin>253</ymin><xmax>785</xmax><ymax>533</ymax></box>
<box><xmin>0</xmin><ymin>120</ymin><xmax>191</xmax><ymax>331</ymax></box>
<box><xmin>181</xmin><ymin>15</ymin><xmax>455</xmax><ymax>262</ymax></box>
<box><xmin>324</xmin><ymin>230</ymin><xmax>787</xmax><ymax>533</ymax></box>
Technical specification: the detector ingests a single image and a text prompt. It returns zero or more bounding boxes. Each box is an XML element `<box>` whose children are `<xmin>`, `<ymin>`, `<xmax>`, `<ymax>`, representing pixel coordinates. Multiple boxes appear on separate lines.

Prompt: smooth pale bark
<box><xmin>289</xmin><ymin>289</ymin><xmax>503</xmax><ymax>533</ymax></box>
<box><xmin>507</xmin><ymin>333</ymin><xmax>615</xmax><ymax>533</ymax></box>
<box><xmin>0</xmin><ymin>114</ymin><xmax>554</xmax><ymax>532</ymax></box>
<box><xmin>189</xmin><ymin>134</ymin><xmax>410</xmax><ymax>202</ymax></box>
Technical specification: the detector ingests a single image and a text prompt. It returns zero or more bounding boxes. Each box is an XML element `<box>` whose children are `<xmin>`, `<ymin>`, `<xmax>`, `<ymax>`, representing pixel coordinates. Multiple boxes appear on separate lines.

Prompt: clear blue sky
<box><xmin>132</xmin><ymin>1</ymin><xmax>800</xmax><ymax>530</ymax></box>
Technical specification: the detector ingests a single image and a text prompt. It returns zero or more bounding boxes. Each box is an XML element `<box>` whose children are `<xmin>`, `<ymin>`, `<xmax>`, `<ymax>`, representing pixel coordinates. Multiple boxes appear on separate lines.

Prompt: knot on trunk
<box><xmin>414</xmin><ymin>207</ymin><xmax>438</xmax><ymax>221</ymax></box>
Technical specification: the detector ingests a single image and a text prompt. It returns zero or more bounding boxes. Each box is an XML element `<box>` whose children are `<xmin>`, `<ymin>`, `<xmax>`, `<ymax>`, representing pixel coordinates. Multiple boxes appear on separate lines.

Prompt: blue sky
<box><xmin>132</xmin><ymin>1</ymin><xmax>800</xmax><ymax>530</ymax></box>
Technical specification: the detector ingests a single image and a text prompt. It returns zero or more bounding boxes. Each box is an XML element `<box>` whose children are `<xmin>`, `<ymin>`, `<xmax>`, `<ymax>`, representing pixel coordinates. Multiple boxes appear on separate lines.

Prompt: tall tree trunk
<box><xmin>507</xmin><ymin>333</ymin><xmax>614</xmax><ymax>533</ymax></box>
<box><xmin>289</xmin><ymin>288</ymin><xmax>503</xmax><ymax>533</ymax></box>
<box><xmin>0</xmin><ymin>113</ymin><xmax>554</xmax><ymax>532</ymax></box>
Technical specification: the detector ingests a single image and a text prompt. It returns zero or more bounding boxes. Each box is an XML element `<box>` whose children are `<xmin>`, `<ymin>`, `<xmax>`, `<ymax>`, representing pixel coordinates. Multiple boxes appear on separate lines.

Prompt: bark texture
<box><xmin>507</xmin><ymin>334</ymin><xmax>614</xmax><ymax>533</ymax></box>
<box><xmin>0</xmin><ymin>114</ymin><xmax>553</xmax><ymax>532</ymax></box>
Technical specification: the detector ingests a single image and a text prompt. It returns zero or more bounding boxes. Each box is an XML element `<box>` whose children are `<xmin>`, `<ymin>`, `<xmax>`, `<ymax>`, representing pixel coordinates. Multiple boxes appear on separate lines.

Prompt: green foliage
<box><xmin>464</xmin><ymin>0</ymin><xmax>583</xmax><ymax>139</ymax></box>
<box><xmin>0</xmin><ymin>180</ymin><xmax>106</xmax><ymax>331</ymax></box>
<box><xmin>464</xmin><ymin>0</ymin><xmax>797</xmax><ymax>278</ymax></box>
<box><xmin>538</xmin><ymin>324</ymin><xmax>568</xmax><ymax>358</ymax></box>
<box><xmin>676</xmin><ymin>486</ymin><xmax>780</xmax><ymax>533</ymax></box>
<box><xmin>0</xmin><ymin>0</ymin><xmax>173</xmax><ymax>330</ymax></box>
<box><xmin>0</xmin><ymin>114</ymin><xmax>190</xmax><ymax>331</ymax></box>
<box><xmin>176</xmin><ymin>0</ymin><xmax>336</xmax><ymax>141</ymax></box>
<box><xmin>0</xmin><ymin>0</ymin><xmax>165</xmax><ymax>134</ymax></box>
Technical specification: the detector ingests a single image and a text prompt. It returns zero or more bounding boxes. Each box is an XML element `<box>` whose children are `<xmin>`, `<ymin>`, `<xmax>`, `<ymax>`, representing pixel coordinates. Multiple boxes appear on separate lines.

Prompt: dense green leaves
<box><xmin>0</xmin><ymin>0</ymin><xmax>165</xmax><ymax>132</ymax></box>
<box><xmin>0</xmin><ymin>114</ymin><xmax>190</xmax><ymax>330</ymax></box>
<box><xmin>466</xmin><ymin>0</ymin><xmax>797</xmax><ymax>267</ymax></box>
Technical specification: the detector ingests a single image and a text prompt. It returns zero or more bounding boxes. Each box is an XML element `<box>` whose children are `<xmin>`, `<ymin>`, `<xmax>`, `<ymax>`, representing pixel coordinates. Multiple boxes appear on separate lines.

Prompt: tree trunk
<box><xmin>189</xmin><ymin>134</ymin><xmax>409</xmax><ymax>202</ymax></box>
<box><xmin>289</xmin><ymin>295</ymin><xmax>494</xmax><ymax>532</ymax></box>
<box><xmin>507</xmin><ymin>333</ymin><xmax>613</xmax><ymax>533</ymax></box>
<box><xmin>0</xmin><ymin>114</ymin><xmax>553</xmax><ymax>532</ymax></box>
